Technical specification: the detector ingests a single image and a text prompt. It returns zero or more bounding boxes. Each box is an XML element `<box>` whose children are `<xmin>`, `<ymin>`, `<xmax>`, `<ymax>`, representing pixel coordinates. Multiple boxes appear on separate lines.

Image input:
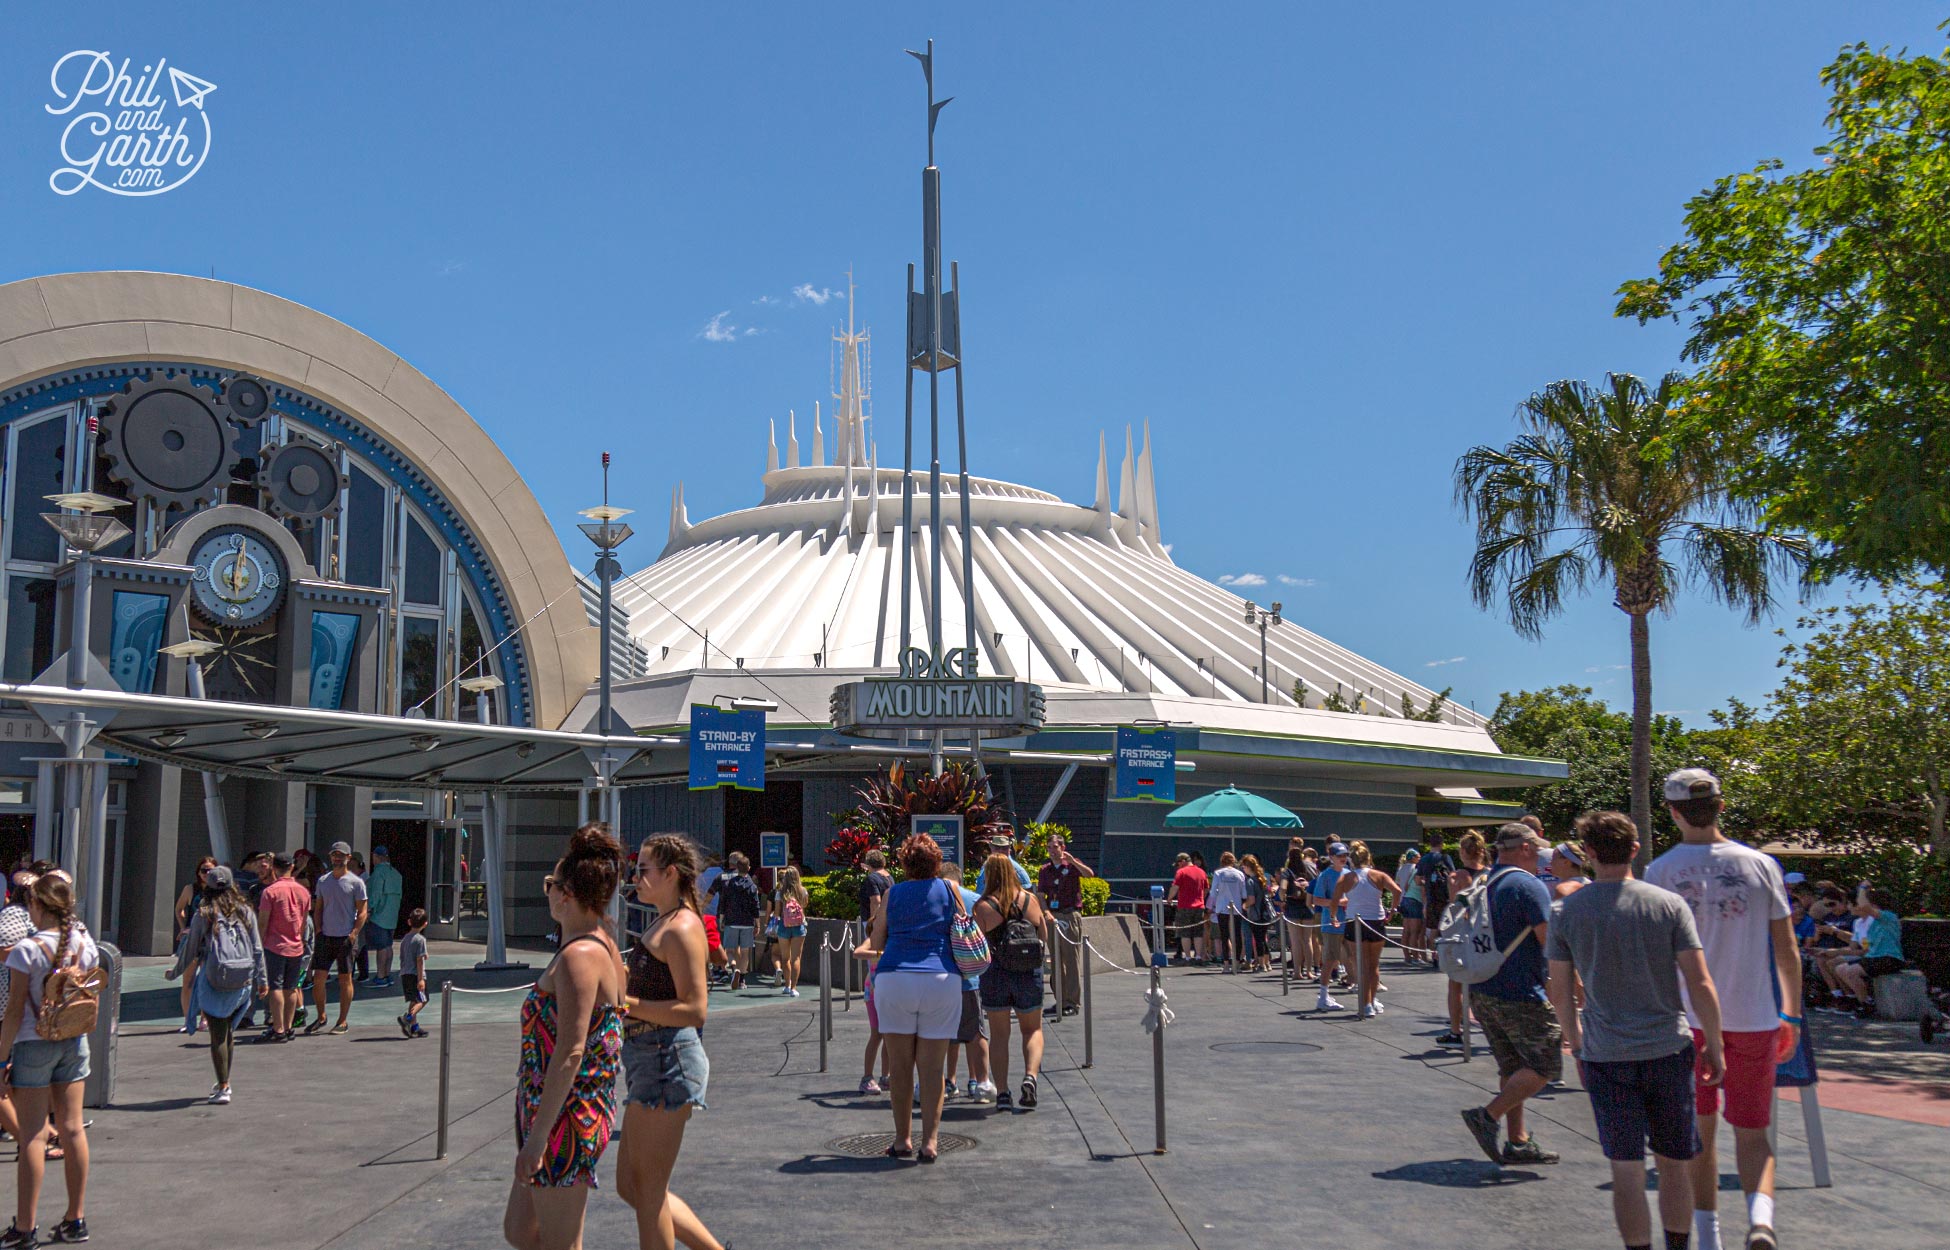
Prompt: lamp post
<box><xmin>579</xmin><ymin>457</ymin><xmax>634</xmax><ymax>935</ymax></box>
<box><xmin>1243</xmin><ymin>600</ymin><xmax>1282</xmax><ymax>704</ymax></box>
<box><xmin>158</xmin><ymin>636</ymin><xmax>231</xmax><ymax>867</ymax></box>
<box><xmin>43</xmin><ymin>491</ymin><xmax>130</xmax><ymax>930</ymax></box>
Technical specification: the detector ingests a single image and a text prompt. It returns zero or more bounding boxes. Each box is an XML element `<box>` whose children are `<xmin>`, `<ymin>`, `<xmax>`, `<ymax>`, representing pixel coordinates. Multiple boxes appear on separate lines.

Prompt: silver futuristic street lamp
<box><xmin>158</xmin><ymin>635</ymin><xmax>232</xmax><ymax>867</ymax></box>
<box><xmin>42</xmin><ymin>490</ymin><xmax>131</xmax><ymax>930</ymax></box>
<box><xmin>1244</xmin><ymin>599</ymin><xmax>1283</xmax><ymax>704</ymax></box>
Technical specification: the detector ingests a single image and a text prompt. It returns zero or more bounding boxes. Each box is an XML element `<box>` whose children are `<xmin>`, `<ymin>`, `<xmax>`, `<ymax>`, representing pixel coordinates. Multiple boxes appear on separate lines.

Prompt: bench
<box><xmin>1873</xmin><ymin>968</ymin><xmax>1929</xmax><ymax>1021</ymax></box>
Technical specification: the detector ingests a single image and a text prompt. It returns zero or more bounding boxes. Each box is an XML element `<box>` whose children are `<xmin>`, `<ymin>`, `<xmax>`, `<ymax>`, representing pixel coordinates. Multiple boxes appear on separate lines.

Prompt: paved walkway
<box><xmin>56</xmin><ymin>943</ymin><xmax>1950</xmax><ymax>1249</ymax></box>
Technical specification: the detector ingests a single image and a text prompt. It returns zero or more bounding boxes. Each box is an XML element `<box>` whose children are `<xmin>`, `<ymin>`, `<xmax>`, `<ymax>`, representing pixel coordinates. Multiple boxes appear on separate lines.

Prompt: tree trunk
<box><xmin>1925</xmin><ymin>765</ymin><xmax>1948</xmax><ymax>863</ymax></box>
<box><xmin>1629</xmin><ymin>610</ymin><xmax>1654</xmax><ymax>870</ymax></box>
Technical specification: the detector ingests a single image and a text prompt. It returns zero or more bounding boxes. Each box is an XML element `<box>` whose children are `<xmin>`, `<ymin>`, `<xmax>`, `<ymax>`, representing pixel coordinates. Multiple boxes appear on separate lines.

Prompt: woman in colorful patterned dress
<box><xmin>503</xmin><ymin>824</ymin><xmax>626</xmax><ymax>1250</ymax></box>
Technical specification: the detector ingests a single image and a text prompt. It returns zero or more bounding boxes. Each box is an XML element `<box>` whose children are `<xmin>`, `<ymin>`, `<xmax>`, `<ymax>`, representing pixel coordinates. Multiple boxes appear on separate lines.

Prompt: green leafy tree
<box><xmin>1487</xmin><ymin>685</ymin><xmax>1694</xmax><ymax>843</ymax></box>
<box><xmin>1457</xmin><ymin>374</ymin><xmax>1810</xmax><ymax>854</ymax></box>
<box><xmin>1616</xmin><ymin>34</ymin><xmax>1950</xmax><ymax>579</ymax></box>
<box><xmin>1761</xmin><ymin>584</ymin><xmax>1950</xmax><ymax>861</ymax></box>
<box><xmin>1400</xmin><ymin>686</ymin><xmax>1452</xmax><ymax>721</ymax></box>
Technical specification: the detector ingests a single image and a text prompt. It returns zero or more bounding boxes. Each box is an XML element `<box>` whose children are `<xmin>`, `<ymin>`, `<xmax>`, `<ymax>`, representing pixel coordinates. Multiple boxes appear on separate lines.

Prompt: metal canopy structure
<box><xmin>1</xmin><ymin>683</ymin><xmax>680</xmax><ymax>793</ymax></box>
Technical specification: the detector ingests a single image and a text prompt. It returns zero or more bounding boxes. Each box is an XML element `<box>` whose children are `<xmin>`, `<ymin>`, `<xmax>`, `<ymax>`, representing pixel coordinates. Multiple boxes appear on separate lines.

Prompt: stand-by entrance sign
<box><xmin>760</xmin><ymin>831</ymin><xmax>790</xmax><ymax>870</ymax></box>
<box><xmin>688</xmin><ymin>704</ymin><xmax>766</xmax><ymax>791</ymax></box>
<box><xmin>911</xmin><ymin>813</ymin><xmax>963</xmax><ymax>868</ymax></box>
<box><xmin>1113</xmin><ymin>726</ymin><xmax>1177</xmax><ymax>802</ymax></box>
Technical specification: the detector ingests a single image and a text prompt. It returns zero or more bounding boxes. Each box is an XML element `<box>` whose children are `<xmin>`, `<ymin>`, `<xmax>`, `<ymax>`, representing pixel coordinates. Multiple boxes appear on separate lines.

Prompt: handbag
<box><xmin>946</xmin><ymin>881</ymin><xmax>991</xmax><ymax>978</ymax></box>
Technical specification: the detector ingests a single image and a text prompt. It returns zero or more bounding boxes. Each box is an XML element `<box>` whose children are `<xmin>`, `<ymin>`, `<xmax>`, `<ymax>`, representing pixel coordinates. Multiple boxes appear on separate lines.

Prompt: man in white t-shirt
<box><xmin>1645</xmin><ymin>769</ymin><xmax>1799</xmax><ymax>1250</ymax></box>
<box><xmin>1205</xmin><ymin>853</ymin><xmax>1249</xmax><ymax>973</ymax></box>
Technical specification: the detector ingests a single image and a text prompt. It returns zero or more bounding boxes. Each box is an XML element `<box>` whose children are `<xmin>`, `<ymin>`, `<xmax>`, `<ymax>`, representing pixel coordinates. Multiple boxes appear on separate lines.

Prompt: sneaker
<box><xmin>304</xmin><ymin>1017</ymin><xmax>328</xmax><ymax>1035</ymax></box>
<box><xmin>1372</xmin><ymin>1000</ymin><xmax>1386</xmax><ymax>1016</ymax></box>
<box><xmin>292</xmin><ymin>1009</ymin><xmax>308</xmax><ymax>1028</ymax></box>
<box><xmin>408</xmin><ymin>1025</ymin><xmax>428</xmax><ymax>1039</ymax></box>
<box><xmin>969</xmin><ymin>1081</ymin><xmax>996</xmax><ymax>1104</ymax></box>
<box><xmin>787</xmin><ymin>987</ymin><xmax>800</xmax><ymax>998</ymax></box>
<box><xmin>1019</xmin><ymin>1074</ymin><xmax>1039</xmax><ymax>1108</ymax></box>
<box><xmin>995</xmin><ymin>1089</ymin><xmax>1013</xmax><ymax>1110</ymax></box>
<box><xmin>943</xmin><ymin>1078</ymin><xmax>958</xmax><ymax>1098</ymax></box>
<box><xmin>1317</xmin><ymin>996</ymin><xmax>1344</xmax><ymax>1012</ymax></box>
<box><xmin>398</xmin><ymin>1013</ymin><xmax>413</xmax><ymax>1038</ymax></box>
<box><xmin>50</xmin><ymin>1218</ymin><xmax>88</xmax><ymax>1244</ymax></box>
<box><xmin>1435</xmin><ymin>1031</ymin><xmax>1464</xmax><ymax>1046</ymax></box>
<box><xmin>1748</xmin><ymin>1226</ymin><xmax>1778</xmax><ymax>1250</ymax></box>
<box><xmin>859</xmin><ymin>1077</ymin><xmax>882</xmax><ymax>1095</ymax></box>
<box><xmin>1461</xmin><ymin>1105</ymin><xmax>1503</xmax><ymax>1164</ymax></box>
<box><xmin>0</xmin><ymin>1222</ymin><xmax>37</xmax><ymax>1249</ymax></box>
<box><xmin>209</xmin><ymin>1086</ymin><xmax>231</xmax><ymax>1105</ymax></box>
<box><xmin>1356</xmin><ymin>1006</ymin><xmax>1375</xmax><ymax>1020</ymax></box>
<box><xmin>1499</xmin><ymin>1137</ymin><xmax>1558</xmax><ymax>1165</ymax></box>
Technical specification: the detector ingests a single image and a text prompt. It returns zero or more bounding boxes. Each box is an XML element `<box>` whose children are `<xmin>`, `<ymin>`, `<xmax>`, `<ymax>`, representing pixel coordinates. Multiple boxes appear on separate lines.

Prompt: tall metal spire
<box><xmin>898</xmin><ymin>39</ymin><xmax>971</xmax><ymax>689</ymax></box>
<box><xmin>833</xmin><ymin>268</ymin><xmax>871</xmax><ymax>469</ymax></box>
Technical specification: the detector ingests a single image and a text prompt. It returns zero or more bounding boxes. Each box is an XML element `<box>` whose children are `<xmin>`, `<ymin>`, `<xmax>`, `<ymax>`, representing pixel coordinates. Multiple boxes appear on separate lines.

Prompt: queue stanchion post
<box><xmin>1352</xmin><ymin>917</ymin><xmax>1364</xmax><ymax>1012</ymax></box>
<box><xmin>1149</xmin><ymin>886</ymin><xmax>1168</xmax><ymax>1155</ymax></box>
<box><xmin>1080</xmin><ymin>913</ymin><xmax>1094</xmax><ymax>1069</ymax></box>
<box><xmin>1278</xmin><ymin>911</ymin><xmax>1290</xmax><ymax>996</ymax></box>
<box><xmin>841</xmin><ymin>923</ymin><xmax>853</xmax><ymax>1011</ymax></box>
<box><xmin>436</xmin><ymin>980</ymin><xmax>453</xmax><ymax>1160</ymax></box>
<box><xmin>818</xmin><ymin>941</ymin><xmax>831</xmax><ymax>1072</ymax></box>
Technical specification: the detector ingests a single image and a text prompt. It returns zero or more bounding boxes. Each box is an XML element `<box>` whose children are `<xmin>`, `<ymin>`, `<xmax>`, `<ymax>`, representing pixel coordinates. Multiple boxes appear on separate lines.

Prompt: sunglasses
<box><xmin>542</xmin><ymin>874</ymin><xmax>561</xmax><ymax>895</ymax></box>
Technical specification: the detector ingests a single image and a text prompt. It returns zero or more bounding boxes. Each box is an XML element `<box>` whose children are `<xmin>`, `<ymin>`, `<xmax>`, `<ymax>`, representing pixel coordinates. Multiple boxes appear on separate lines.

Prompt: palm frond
<box><xmin>1680</xmin><ymin>523</ymin><xmax>1813</xmax><ymax>624</ymax></box>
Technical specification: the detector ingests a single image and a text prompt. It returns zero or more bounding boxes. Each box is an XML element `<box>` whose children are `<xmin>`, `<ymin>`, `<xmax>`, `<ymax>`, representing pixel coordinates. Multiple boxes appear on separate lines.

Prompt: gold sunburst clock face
<box><xmin>195</xmin><ymin>625</ymin><xmax>280</xmax><ymax>704</ymax></box>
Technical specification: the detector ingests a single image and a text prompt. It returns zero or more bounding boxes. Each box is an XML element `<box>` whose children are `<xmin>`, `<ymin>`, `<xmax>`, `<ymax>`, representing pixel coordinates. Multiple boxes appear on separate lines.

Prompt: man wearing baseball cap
<box><xmin>1310</xmin><ymin>843</ymin><xmax>1353</xmax><ymax>1010</ymax></box>
<box><xmin>306</xmin><ymin>842</ymin><xmax>368</xmax><ymax>1035</ymax></box>
<box><xmin>1459</xmin><ymin>822</ymin><xmax>1562</xmax><ymax>1167</ymax></box>
<box><xmin>1645</xmin><ymin>769</ymin><xmax>1798</xmax><ymax>1250</ymax></box>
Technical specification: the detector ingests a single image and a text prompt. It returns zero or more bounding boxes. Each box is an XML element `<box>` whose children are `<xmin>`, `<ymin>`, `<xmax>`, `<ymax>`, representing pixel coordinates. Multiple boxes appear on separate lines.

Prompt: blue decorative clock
<box><xmin>189</xmin><ymin>527</ymin><xmax>286</xmax><ymax>626</ymax></box>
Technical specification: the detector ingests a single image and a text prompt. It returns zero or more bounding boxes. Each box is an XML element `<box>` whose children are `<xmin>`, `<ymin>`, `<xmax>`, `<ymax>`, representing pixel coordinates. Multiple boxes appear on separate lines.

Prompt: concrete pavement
<box><xmin>47</xmin><ymin>940</ymin><xmax>1950</xmax><ymax>1249</ymax></box>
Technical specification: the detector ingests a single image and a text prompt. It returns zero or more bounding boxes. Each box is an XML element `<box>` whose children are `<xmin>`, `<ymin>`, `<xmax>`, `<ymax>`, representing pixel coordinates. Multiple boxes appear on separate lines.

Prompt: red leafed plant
<box><xmin>841</xmin><ymin>760</ymin><xmax>1012</xmax><ymax>854</ymax></box>
<box><xmin>823</xmin><ymin>826</ymin><xmax>875</xmax><ymax>872</ymax></box>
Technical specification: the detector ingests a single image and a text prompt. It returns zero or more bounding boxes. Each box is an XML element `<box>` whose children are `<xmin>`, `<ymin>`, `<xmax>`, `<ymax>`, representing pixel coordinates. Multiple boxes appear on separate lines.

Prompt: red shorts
<box><xmin>702</xmin><ymin>915</ymin><xmax>723</xmax><ymax>953</ymax></box>
<box><xmin>1693</xmin><ymin>1028</ymin><xmax>1779</xmax><ymax>1129</ymax></box>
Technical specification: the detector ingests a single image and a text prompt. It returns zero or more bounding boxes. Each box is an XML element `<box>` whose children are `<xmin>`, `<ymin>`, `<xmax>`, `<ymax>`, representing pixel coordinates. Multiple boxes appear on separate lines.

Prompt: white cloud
<box><xmin>699</xmin><ymin>311</ymin><xmax>739</xmax><ymax>343</ymax></box>
<box><xmin>1582</xmin><ymin>664</ymin><xmax>1627</xmax><ymax>673</ymax></box>
<box><xmin>1218</xmin><ymin>572</ymin><xmax>1267</xmax><ymax>587</ymax></box>
<box><xmin>435</xmin><ymin>259</ymin><xmax>467</xmax><ymax>277</ymax></box>
<box><xmin>1277</xmin><ymin>575</ymin><xmax>1317</xmax><ymax>588</ymax></box>
<box><xmin>1160</xmin><ymin>543</ymin><xmax>1173</xmax><ymax>556</ymax></box>
<box><xmin>1425</xmin><ymin>656</ymin><xmax>1466</xmax><ymax>668</ymax></box>
<box><xmin>753</xmin><ymin>294</ymin><xmax>780</xmax><ymax>306</ymax></box>
<box><xmin>742</xmin><ymin>326</ymin><xmax>760</xmax><ymax>337</ymax></box>
<box><xmin>793</xmin><ymin>283</ymin><xmax>840</xmax><ymax>305</ymax></box>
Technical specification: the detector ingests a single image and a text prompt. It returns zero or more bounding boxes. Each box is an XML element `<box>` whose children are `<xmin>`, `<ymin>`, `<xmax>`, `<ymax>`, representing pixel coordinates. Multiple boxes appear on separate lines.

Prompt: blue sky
<box><xmin>2</xmin><ymin>4</ymin><xmax>1933</xmax><ymax>725</ymax></box>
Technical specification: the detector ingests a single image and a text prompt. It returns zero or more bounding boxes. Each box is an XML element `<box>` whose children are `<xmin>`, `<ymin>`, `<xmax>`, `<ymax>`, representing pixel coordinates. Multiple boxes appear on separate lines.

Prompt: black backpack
<box><xmin>994</xmin><ymin>896</ymin><xmax>1045</xmax><ymax>974</ymax></box>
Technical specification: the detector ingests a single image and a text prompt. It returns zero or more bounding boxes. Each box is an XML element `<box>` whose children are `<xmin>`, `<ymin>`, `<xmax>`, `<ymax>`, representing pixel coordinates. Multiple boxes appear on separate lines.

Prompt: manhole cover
<box><xmin>1208</xmin><ymin>1041</ymin><xmax>1323</xmax><ymax>1054</ymax></box>
<box><xmin>826</xmin><ymin>1131</ymin><xmax>978</xmax><ymax>1157</ymax></box>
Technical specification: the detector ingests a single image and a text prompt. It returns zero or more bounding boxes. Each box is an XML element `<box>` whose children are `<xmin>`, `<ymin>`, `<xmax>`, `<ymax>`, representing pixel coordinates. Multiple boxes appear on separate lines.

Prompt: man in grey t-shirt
<box><xmin>307</xmin><ymin>841</ymin><xmax>368</xmax><ymax>1035</ymax></box>
<box><xmin>1548</xmin><ymin>811</ymin><xmax>1725</xmax><ymax>1250</ymax></box>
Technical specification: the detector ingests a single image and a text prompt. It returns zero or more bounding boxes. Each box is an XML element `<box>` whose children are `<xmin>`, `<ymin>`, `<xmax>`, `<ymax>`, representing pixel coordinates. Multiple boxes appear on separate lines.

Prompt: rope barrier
<box><xmin>446</xmin><ymin>981</ymin><xmax>536</xmax><ymax>995</ymax></box>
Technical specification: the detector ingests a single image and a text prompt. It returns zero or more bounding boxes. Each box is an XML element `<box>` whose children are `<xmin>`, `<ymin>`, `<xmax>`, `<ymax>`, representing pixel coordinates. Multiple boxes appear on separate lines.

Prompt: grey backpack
<box><xmin>204</xmin><ymin>914</ymin><xmax>257</xmax><ymax>991</ymax></box>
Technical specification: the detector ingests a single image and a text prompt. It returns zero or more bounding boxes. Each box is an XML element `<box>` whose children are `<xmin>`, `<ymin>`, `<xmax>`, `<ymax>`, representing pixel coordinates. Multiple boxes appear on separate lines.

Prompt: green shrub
<box><xmin>802</xmin><ymin>873</ymin><xmax>862</xmax><ymax>921</ymax></box>
<box><xmin>1080</xmin><ymin>877</ymin><xmax>1109</xmax><ymax>917</ymax></box>
<box><xmin>1774</xmin><ymin>842</ymin><xmax>1950</xmax><ymax>918</ymax></box>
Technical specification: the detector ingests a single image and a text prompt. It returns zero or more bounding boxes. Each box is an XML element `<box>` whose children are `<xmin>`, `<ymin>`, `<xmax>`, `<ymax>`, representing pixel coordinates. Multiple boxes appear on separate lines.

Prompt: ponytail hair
<box><xmin>30</xmin><ymin>872</ymin><xmax>78</xmax><ymax>969</ymax></box>
<box><xmin>638</xmin><ymin>834</ymin><xmax>703</xmax><ymax>914</ymax></box>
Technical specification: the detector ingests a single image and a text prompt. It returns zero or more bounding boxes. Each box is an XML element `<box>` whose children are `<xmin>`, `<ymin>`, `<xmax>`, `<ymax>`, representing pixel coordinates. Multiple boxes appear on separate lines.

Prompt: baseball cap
<box><xmin>328</xmin><ymin>841</ymin><xmax>353</xmax><ymax>856</ymax></box>
<box><xmin>1327</xmin><ymin>842</ymin><xmax>1350</xmax><ymax>856</ymax></box>
<box><xmin>271</xmin><ymin>851</ymin><xmax>294</xmax><ymax>869</ymax></box>
<box><xmin>1784</xmin><ymin>871</ymin><xmax>1806</xmax><ymax>885</ymax></box>
<box><xmin>204</xmin><ymin>864</ymin><xmax>235</xmax><ymax>891</ymax></box>
<box><xmin>1494</xmin><ymin>823</ymin><xmax>1549</xmax><ymax>851</ymax></box>
<box><xmin>1662</xmin><ymin>768</ymin><xmax>1722</xmax><ymax>802</ymax></box>
<box><xmin>372</xmin><ymin>846</ymin><xmax>389</xmax><ymax>858</ymax></box>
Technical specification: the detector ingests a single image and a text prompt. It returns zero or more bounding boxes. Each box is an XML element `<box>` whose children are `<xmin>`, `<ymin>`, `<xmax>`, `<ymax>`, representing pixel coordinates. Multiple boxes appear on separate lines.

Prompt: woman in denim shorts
<box><xmin>0</xmin><ymin>872</ymin><xmax>97</xmax><ymax>1247</ymax></box>
<box><xmin>973</xmin><ymin>853</ymin><xmax>1048</xmax><ymax>1111</ymax></box>
<box><xmin>617</xmin><ymin>835</ymin><xmax>719</xmax><ymax>1250</ymax></box>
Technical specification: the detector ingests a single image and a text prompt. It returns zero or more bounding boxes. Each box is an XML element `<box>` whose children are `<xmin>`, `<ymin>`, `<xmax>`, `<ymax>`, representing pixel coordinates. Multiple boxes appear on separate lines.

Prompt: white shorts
<box><xmin>869</xmin><ymin>970</ymin><xmax>962</xmax><ymax>1040</ymax></box>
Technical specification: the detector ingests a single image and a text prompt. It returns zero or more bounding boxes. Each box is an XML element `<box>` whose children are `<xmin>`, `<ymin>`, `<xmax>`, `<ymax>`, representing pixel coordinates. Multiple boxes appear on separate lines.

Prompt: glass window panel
<box><xmin>345</xmin><ymin>468</ymin><xmax>386</xmax><ymax>587</ymax></box>
<box><xmin>399</xmin><ymin>616</ymin><xmax>441</xmax><ymax>714</ymax></box>
<box><xmin>10</xmin><ymin>417</ymin><xmax>68</xmax><ymax>564</ymax></box>
<box><xmin>3</xmin><ymin>577</ymin><xmax>56</xmax><ymax>682</ymax></box>
<box><xmin>404</xmin><ymin>515</ymin><xmax>442</xmax><ymax>606</ymax></box>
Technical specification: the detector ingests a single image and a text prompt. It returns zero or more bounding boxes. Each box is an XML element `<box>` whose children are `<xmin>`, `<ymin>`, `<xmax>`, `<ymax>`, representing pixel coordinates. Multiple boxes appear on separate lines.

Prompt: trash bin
<box><xmin>83</xmin><ymin>941</ymin><xmax>121</xmax><ymax>1109</ymax></box>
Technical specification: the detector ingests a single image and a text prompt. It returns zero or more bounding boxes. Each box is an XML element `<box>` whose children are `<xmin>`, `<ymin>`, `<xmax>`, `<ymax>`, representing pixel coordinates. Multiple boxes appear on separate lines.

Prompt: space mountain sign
<box><xmin>830</xmin><ymin>647</ymin><xmax>1046</xmax><ymax>738</ymax></box>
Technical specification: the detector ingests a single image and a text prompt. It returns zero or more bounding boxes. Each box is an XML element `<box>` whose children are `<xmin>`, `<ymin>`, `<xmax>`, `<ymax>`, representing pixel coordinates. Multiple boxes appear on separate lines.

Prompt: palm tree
<box><xmin>1455</xmin><ymin>372</ymin><xmax>1809</xmax><ymax>856</ymax></box>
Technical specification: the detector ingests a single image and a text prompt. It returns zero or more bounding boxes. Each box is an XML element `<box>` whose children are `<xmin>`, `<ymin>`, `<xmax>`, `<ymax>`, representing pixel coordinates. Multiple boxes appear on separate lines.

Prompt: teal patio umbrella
<box><xmin>1163</xmin><ymin>785</ymin><xmax>1302</xmax><ymax>856</ymax></box>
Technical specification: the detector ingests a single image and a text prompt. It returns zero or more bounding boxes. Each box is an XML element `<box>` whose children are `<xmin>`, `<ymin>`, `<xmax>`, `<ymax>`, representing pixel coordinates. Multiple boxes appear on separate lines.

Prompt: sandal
<box><xmin>883</xmin><ymin>1143</ymin><xmax>913</xmax><ymax>1159</ymax></box>
<box><xmin>44</xmin><ymin>1142</ymin><xmax>63</xmax><ymax>1161</ymax></box>
<box><xmin>917</xmin><ymin>1146</ymin><xmax>938</xmax><ymax>1164</ymax></box>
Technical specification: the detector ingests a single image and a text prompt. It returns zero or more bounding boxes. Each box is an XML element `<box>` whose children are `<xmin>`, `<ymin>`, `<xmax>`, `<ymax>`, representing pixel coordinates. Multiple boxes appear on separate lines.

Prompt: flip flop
<box><xmin>917</xmin><ymin>1146</ymin><xmax>938</xmax><ymax>1164</ymax></box>
<box><xmin>883</xmin><ymin>1143</ymin><xmax>913</xmax><ymax>1159</ymax></box>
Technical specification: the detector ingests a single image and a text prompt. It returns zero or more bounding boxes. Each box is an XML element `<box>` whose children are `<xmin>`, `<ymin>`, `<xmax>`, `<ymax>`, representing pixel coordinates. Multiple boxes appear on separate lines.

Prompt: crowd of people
<box><xmin>1147</xmin><ymin>766</ymin><xmax>1912</xmax><ymax>1250</ymax></box>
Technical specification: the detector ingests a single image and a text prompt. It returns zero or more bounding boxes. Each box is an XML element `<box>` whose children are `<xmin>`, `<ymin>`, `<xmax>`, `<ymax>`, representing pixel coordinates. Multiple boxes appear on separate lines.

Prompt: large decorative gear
<box><xmin>97</xmin><ymin>372</ymin><xmax>265</xmax><ymax>511</ymax></box>
<box><xmin>257</xmin><ymin>440</ymin><xmax>344</xmax><ymax>519</ymax></box>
